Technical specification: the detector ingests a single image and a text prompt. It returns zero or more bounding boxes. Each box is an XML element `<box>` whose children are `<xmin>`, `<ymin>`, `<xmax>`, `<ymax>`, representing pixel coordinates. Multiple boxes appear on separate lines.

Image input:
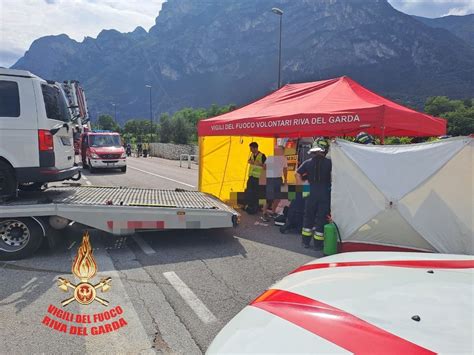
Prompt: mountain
<box><xmin>12</xmin><ymin>0</ymin><xmax>474</xmax><ymax>123</ymax></box>
<box><xmin>412</xmin><ymin>14</ymin><xmax>474</xmax><ymax>48</ymax></box>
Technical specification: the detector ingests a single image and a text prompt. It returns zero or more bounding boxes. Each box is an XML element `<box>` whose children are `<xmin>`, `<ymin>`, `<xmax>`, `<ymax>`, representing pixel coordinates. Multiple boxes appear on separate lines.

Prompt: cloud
<box><xmin>445</xmin><ymin>2</ymin><xmax>474</xmax><ymax>16</ymax></box>
<box><xmin>388</xmin><ymin>0</ymin><xmax>474</xmax><ymax>18</ymax></box>
<box><xmin>0</xmin><ymin>0</ymin><xmax>165</xmax><ymax>67</ymax></box>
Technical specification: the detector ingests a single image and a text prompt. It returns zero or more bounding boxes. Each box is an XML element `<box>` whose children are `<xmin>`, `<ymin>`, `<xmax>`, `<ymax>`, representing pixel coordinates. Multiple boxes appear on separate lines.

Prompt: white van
<box><xmin>0</xmin><ymin>68</ymin><xmax>81</xmax><ymax>198</ymax></box>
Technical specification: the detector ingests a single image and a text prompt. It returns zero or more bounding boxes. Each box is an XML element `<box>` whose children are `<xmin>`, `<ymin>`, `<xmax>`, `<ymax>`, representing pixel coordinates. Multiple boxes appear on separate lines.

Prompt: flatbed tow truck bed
<box><xmin>0</xmin><ymin>185</ymin><xmax>239</xmax><ymax>259</ymax></box>
<box><xmin>2</xmin><ymin>185</ymin><xmax>239</xmax><ymax>233</ymax></box>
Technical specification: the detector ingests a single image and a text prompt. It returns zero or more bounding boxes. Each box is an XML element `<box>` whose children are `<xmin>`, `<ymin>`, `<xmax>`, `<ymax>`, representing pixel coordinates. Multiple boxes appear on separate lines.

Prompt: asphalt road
<box><xmin>0</xmin><ymin>157</ymin><xmax>320</xmax><ymax>354</ymax></box>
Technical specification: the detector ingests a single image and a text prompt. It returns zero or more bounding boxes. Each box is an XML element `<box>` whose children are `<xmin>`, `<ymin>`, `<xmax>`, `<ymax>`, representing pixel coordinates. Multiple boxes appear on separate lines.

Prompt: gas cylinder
<box><xmin>323</xmin><ymin>222</ymin><xmax>338</xmax><ymax>255</ymax></box>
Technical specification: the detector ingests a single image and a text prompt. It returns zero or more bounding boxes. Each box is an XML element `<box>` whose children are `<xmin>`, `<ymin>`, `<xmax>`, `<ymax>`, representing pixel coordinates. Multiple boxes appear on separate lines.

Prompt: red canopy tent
<box><xmin>198</xmin><ymin>76</ymin><xmax>446</xmax><ymax>139</ymax></box>
<box><xmin>197</xmin><ymin>76</ymin><xmax>446</xmax><ymax>201</ymax></box>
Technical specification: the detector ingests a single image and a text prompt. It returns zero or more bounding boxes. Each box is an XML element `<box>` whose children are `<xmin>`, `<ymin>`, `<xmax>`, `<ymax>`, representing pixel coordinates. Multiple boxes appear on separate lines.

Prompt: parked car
<box><xmin>0</xmin><ymin>68</ymin><xmax>81</xmax><ymax>197</ymax></box>
<box><xmin>80</xmin><ymin>131</ymin><xmax>126</xmax><ymax>173</ymax></box>
<box><xmin>208</xmin><ymin>252</ymin><xmax>474</xmax><ymax>354</ymax></box>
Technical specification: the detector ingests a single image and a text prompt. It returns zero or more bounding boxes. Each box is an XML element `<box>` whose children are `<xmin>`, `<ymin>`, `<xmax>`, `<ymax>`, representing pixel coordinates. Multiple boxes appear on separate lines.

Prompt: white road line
<box><xmin>21</xmin><ymin>277</ymin><xmax>37</xmax><ymax>289</ymax></box>
<box><xmin>82</xmin><ymin>175</ymin><xmax>92</xmax><ymax>185</ymax></box>
<box><xmin>132</xmin><ymin>235</ymin><xmax>156</xmax><ymax>255</ymax></box>
<box><xmin>127</xmin><ymin>165</ymin><xmax>195</xmax><ymax>188</ymax></box>
<box><xmin>163</xmin><ymin>271</ymin><xmax>217</xmax><ymax>324</ymax></box>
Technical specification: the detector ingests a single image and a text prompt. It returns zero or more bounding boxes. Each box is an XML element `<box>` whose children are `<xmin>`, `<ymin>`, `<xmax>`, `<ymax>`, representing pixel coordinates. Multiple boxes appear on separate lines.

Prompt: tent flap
<box><xmin>331</xmin><ymin>137</ymin><xmax>473</xmax><ymax>255</ymax></box>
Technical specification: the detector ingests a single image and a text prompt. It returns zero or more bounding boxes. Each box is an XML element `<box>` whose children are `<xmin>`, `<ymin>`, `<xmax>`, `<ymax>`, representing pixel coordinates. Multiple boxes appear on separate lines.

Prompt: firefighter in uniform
<box><xmin>245</xmin><ymin>142</ymin><xmax>266</xmax><ymax>214</ymax></box>
<box><xmin>296</xmin><ymin>139</ymin><xmax>331</xmax><ymax>249</ymax></box>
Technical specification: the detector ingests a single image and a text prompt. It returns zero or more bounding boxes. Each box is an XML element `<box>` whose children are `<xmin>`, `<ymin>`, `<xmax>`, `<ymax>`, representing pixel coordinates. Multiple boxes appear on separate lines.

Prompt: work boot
<box><xmin>301</xmin><ymin>235</ymin><xmax>311</xmax><ymax>248</ymax></box>
<box><xmin>313</xmin><ymin>232</ymin><xmax>324</xmax><ymax>250</ymax></box>
<box><xmin>313</xmin><ymin>240</ymin><xmax>324</xmax><ymax>250</ymax></box>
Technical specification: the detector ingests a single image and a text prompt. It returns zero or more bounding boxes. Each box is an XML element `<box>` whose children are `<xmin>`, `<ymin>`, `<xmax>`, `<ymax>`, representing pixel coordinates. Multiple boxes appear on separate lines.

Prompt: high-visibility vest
<box><xmin>249</xmin><ymin>153</ymin><xmax>264</xmax><ymax>178</ymax></box>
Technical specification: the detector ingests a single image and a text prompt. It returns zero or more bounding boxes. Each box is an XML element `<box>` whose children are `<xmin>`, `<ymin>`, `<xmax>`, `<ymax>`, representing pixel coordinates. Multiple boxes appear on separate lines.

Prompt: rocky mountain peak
<box><xmin>11</xmin><ymin>0</ymin><xmax>474</xmax><ymax>121</ymax></box>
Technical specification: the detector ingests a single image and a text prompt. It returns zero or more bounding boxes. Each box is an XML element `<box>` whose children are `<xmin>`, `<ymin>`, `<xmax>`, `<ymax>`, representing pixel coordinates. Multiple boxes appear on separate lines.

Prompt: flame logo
<box><xmin>72</xmin><ymin>231</ymin><xmax>97</xmax><ymax>282</ymax></box>
<box><xmin>58</xmin><ymin>231</ymin><xmax>111</xmax><ymax>306</ymax></box>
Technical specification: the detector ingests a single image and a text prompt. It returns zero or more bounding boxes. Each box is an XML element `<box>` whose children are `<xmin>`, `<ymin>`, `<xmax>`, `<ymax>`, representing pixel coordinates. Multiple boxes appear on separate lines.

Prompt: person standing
<box><xmin>245</xmin><ymin>142</ymin><xmax>266</xmax><ymax>214</ymax></box>
<box><xmin>262</xmin><ymin>145</ymin><xmax>288</xmax><ymax>221</ymax></box>
<box><xmin>137</xmin><ymin>142</ymin><xmax>143</xmax><ymax>157</ymax></box>
<box><xmin>296</xmin><ymin>139</ymin><xmax>331</xmax><ymax>249</ymax></box>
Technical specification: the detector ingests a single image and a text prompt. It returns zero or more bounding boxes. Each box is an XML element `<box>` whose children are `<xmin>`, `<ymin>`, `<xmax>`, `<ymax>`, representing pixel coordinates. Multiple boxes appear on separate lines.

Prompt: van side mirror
<box><xmin>50</xmin><ymin>123</ymin><xmax>69</xmax><ymax>135</ymax></box>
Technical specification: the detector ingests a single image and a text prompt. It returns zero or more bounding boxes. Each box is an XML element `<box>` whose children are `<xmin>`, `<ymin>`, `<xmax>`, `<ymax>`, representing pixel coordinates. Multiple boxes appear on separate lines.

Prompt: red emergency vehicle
<box><xmin>80</xmin><ymin>131</ymin><xmax>126</xmax><ymax>173</ymax></box>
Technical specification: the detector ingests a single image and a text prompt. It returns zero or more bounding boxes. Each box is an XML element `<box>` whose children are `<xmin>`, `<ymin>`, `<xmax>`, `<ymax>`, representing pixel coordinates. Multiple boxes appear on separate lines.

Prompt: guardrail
<box><xmin>179</xmin><ymin>154</ymin><xmax>198</xmax><ymax>169</ymax></box>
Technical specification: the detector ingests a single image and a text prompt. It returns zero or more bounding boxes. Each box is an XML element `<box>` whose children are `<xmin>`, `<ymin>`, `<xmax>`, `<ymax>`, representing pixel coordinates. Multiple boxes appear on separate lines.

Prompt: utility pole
<box><xmin>272</xmin><ymin>7</ymin><xmax>284</xmax><ymax>88</ymax></box>
<box><xmin>145</xmin><ymin>85</ymin><xmax>153</xmax><ymax>142</ymax></box>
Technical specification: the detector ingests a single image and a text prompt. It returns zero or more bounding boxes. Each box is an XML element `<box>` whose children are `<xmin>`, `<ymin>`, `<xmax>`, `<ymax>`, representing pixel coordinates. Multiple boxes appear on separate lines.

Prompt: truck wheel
<box><xmin>18</xmin><ymin>182</ymin><xmax>47</xmax><ymax>192</ymax></box>
<box><xmin>88</xmin><ymin>159</ymin><xmax>96</xmax><ymax>173</ymax></box>
<box><xmin>121</xmin><ymin>166</ymin><xmax>127</xmax><ymax>173</ymax></box>
<box><xmin>0</xmin><ymin>161</ymin><xmax>17</xmax><ymax>199</ymax></box>
<box><xmin>0</xmin><ymin>218</ymin><xmax>45</xmax><ymax>260</ymax></box>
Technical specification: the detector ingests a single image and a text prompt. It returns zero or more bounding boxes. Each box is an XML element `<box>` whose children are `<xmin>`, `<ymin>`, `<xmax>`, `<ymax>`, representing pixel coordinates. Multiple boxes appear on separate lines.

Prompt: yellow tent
<box><xmin>198</xmin><ymin>136</ymin><xmax>275</xmax><ymax>203</ymax></box>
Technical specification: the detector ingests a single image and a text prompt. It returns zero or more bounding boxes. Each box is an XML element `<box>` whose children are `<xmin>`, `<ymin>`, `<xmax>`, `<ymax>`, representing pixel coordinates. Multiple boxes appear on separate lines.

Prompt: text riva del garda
<box><xmin>210</xmin><ymin>115</ymin><xmax>361</xmax><ymax>131</ymax></box>
<box><xmin>42</xmin><ymin>304</ymin><xmax>127</xmax><ymax>336</ymax></box>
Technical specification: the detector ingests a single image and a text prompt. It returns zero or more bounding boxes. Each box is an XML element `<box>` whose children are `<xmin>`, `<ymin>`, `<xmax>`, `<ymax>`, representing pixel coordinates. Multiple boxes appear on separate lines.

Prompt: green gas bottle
<box><xmin>323</xmin><ymin>222</ymin><xmax>338</xmax><ymax>256</ymax></box>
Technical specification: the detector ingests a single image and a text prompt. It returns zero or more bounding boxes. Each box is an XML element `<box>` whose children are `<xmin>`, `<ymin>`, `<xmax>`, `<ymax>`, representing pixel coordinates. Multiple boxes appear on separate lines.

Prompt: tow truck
<box><xmin>0</xmin><ymin>70</ymin><xmax>239</xmax><ymax>260</ymax></box>
<box><xmin>0</xmin><ymin>185</ymin><xmax>240</xmax><ymax>260</ymax></box>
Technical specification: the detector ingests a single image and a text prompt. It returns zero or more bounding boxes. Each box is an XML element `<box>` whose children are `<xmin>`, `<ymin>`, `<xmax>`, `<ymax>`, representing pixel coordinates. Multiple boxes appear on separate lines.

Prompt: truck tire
<box><xmin>0</xmin><ymin>218</ymin><xmax>45</xmax><ymax>260</ymax></box>
<box><xmin>0</xmin><ymin>161</ymin><xmax>17</xmax><ymax>199</ymax></box>
<box><xmin>121</xmin><ymin>166</ymin><xmax>127</xmax><ymax>173</ymax></box>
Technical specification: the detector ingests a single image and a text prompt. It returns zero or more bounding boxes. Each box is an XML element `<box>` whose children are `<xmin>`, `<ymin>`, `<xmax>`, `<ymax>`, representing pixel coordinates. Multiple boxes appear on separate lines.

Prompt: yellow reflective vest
<box><xmin>249</xmin><ymin>152</ymin><xmax>264</xmax><ymax>178</ymax></box>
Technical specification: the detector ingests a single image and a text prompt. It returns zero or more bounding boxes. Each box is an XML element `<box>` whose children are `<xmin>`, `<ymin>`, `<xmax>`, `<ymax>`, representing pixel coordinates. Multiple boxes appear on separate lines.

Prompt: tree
<box><xmin>425</xmin><ymin>96</ymin><xmax>464</xmax><ymax>117</ymax></box>
<box><xmin>425</xmin><ymin>96</ymin><xmax>474</xmax><ymax>136</ymax></box>
<box><xmin>171</xmin><ymin>116</ymin><xmax>191</xmax><ymax>144</ymax></box>
<box><xmin>123</xmin><ymin>119</ymin><xmax>158</xmax><ymax>142</ymax></box>
<box><xmin>95</xmin><ymin>114</ymin><xmax>120</xmax><ymax>132</ymax></box>
<box><xmin>442</xmin><ymin>108</ymin><xmax>474</xmax><ymax>136</ymax></box>
<box><xmin>159</xmin><ymin>114</ymin><xmax>173</xmax><ymax>143</ymax></box>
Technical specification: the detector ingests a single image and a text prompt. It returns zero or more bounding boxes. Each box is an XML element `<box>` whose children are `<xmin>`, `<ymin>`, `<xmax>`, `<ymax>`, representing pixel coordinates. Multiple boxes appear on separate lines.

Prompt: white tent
<box><xmin>331</xmin><ymin>137</ymin><xmax>473</xmax><ymax>255</ymax></box>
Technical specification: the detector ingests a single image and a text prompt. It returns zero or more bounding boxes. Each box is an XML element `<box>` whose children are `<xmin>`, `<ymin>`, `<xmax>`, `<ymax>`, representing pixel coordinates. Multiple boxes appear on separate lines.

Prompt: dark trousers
<box><xmin>302</xmin><ymin>192</ymin><xmax>330</xmax><ymax>246</ymax></box>
<box><xmin>246</xmin><ymin>176</ymin><xmax>260</xmax><ymax>213</ymax></box>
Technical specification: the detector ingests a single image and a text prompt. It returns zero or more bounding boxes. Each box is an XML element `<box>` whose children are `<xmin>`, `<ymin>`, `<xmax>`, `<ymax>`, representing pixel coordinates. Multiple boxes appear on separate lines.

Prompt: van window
<box><xmin>41</xmin><ymin>84</ymin><xmax>71</xmax><ymax>122</ymax></box>
<box><xmin>0</xmin><ymin>80</ymin><xmax>20</xmax><ymax>117</ymax></box>
<box><xmin>90</xmin><ymin>135</ymin><xmax>121</xmax><ymax>147</ymax></box>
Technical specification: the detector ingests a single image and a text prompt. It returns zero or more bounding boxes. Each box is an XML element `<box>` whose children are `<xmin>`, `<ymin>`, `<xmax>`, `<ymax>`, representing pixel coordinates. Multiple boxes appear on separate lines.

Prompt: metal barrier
<box><xmin>179</xmin><ymin>154</ymin><xmax>198</xmax><ymax>169</ymax></box>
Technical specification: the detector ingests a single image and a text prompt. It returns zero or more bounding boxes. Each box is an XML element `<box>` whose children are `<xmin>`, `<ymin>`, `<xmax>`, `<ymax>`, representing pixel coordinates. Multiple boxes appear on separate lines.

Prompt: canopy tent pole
<box><xmin>218</xmin><ymin>136</ymin><xmax>233</xmax><ymax>199</ymax></box>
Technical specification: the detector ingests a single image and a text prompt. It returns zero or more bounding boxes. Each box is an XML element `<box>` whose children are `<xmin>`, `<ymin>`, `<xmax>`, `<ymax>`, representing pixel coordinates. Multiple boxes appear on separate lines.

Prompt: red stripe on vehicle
<box><xmin>252</xmin><ymin>289</ymin><xmax>435</xmax><ymax>355</ymax></box>
<box><xmin>291</xmin><ymin>259</ymin><xmax>474</xmax><ymax>274</ymax></box>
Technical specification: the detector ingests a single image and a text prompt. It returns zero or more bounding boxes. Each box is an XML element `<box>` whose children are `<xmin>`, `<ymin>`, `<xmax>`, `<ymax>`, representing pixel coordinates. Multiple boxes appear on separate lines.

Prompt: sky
<box><xmin>1</xmin><ymin>0</ymin><xmax>473</xmax><ymax>68</ymax></box>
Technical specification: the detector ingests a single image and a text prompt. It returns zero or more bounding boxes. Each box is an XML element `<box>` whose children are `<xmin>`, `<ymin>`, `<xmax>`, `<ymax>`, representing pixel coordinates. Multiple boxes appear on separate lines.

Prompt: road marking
<box><xmin>127</xmin><ymin>166</ymin><xmax>195</xmax><ymax>188</ymax></box>
<box><xmin>132</xmin><ymin>235</ymin><xmax>156</xmax><ymax>255</ymax></box>
<box><xmin>21</xmin><ymin>277</ymin><xmax>37</xmax><ymax>289</ymax></box>
<box><xmin>163</xmin><ymin>271</ymin><xmax>217</xmax><ymax>324</ymax></box>
<box><xmin>82</xmin><ymin>175</ymin><xmax>92</xmax><ymax>185</ymax></box>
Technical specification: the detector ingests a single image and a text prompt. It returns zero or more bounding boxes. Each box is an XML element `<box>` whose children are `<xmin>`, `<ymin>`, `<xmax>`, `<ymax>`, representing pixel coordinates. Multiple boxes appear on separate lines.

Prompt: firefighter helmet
<box><xmin>355</xmin><ymin>132</ymin><xmax>374</xmax><ymax>144</ymax></box>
